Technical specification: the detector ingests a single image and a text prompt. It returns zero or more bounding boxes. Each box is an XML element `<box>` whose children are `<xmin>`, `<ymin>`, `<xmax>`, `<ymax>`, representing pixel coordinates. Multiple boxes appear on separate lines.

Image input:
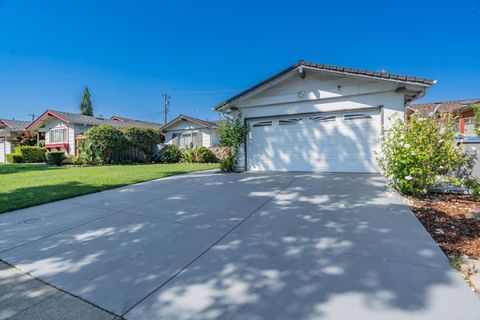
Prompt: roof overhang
<box><xmin>26</xmin><ymin>110</ymin><xmax>70</xmax><ymax>131</ymax></box>
<box><xmin>161</xmin><ymin>115</ymin><xmax>218</xmax><ymax>132</ymax></box>
<box><xmin>214</xmin><ymin>61</ymin><xmax>436</xmax><ymax>112</ymax></box>
<box><xmin>0</xmin><ymin>120</ymin><xmax>13</xmax><ymax>129</ymax></box>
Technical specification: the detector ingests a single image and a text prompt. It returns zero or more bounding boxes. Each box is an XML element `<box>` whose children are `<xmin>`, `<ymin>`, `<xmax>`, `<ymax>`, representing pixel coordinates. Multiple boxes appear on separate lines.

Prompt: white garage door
<box><xmin>0</xmin><ymin>137</ymin><xmax>5</xmax><ymax>163</ymax></box>
<box><xmin>246</xmin><ymin>109</ymin><xmax>382</xmax><ymax>172</ymax></box>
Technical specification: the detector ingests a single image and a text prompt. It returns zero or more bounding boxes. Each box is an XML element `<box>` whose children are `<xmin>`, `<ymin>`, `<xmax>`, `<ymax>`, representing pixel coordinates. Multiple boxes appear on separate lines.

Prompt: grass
<box><xmin>0</xmin><ymin>163</ymin><xmax>219</xmax><ymax>213</ymax></box>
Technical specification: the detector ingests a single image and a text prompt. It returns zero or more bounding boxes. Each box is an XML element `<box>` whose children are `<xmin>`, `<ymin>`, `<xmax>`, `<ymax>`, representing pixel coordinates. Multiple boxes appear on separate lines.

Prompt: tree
<box><xmin>377</xmin><ymin>113</ymin><xmax>469</xmax><ymax>195</ymax></box>
<box><xmin>123</xmin><ymin>127</ymin><xmax>163</xmax><ymax>161</ymax></box>
<box><xmin>6</xmin><ymin>131</ymin><xmax>39</xmax><ymax>147</ymax></box>
<box><xmin>84</xmin><ymin>125</ymin><xmax>127</xmax><ymax>164</ymax></box>
<box><xmin>79</xmin><ymin>86</ymin><xmax>93</xmax><ymax>116</ymax></box>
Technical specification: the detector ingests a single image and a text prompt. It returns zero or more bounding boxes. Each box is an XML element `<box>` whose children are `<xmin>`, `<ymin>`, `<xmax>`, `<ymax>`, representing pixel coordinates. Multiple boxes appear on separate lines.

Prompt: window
<box><xmin>175</xmin><ymin>132</ymin><xmax>202</xmax><ymax>148</ymax></box>
<box><xmin>49</xmin><ymin>128</ymin><xmax>67</xmax><ymax>143</ymax></box>
<box><xmin>344</xmin><ymin>113</ymin><xmax>372</xmax><ymax>120</ymax></box>
<box><xmin>252</xmin><ymin>121</ymin><xmax>272</xmax><ymax>127</ymax></box>
<box><xmin>279</xmin><ymin>118</ymin><xmax>301</xmax><ymax>126</ymax></box>
<box><xmin>310</xmin><ymin>115</ymin><xmax>336</xmax><ymax>122</ymax></box>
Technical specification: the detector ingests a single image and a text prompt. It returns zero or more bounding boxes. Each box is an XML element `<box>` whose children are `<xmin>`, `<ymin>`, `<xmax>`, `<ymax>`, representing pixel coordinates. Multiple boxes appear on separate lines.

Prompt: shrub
<box><xmin>124</xmin><ymin>127</ymin><xmax>163</xmax><ymax>161</ymax></box>
<box><xmin>157</xmin><ymin>144</ymin><xmax>182</xmax><ymax>163</ymax></box>
<box><xmin>197</xmin><ymin>147</ymin><xmax>218</xmax><ymax>163</ymax></box>
<box><xmin>84</xmin><ymin>125</ymin><xmax>127</xmax><ymax>164</ymax></box>
<box><xmin>377</xmin><ymin>113</ymin><xmax>470</xmax><ymax>195</ymax></box>
<box><xmin>181</xmin><ymin>147</ymin><xmax>199</xmax><ymax>163</ymax></box>
<box><xmin>219</xmin><ymin>153</ymin><xmax>235</xmax><ymax>172</ymax></box>
<box><xmin>46</xmin><ymin>151</ymin><xmax>65</xmax><ymax>166</ymax></box>
<box><xmin>14</xmin><ymin>146</ymin><xmax>47</xmax><ymax>163</ymax></box>
<box><xmin>218</xmin><ymin>113</ymin><xmax>247</xmax><ymax>172</ymax></box>
<box><xmin>6</xmin><ymin>130</ymin><xmax>40</xmax><ymax>147</ymax></box>
<box><xmin>6</xmin><ymin>153</ymin><xmax>23</xmax><ymax>163</ymax></box>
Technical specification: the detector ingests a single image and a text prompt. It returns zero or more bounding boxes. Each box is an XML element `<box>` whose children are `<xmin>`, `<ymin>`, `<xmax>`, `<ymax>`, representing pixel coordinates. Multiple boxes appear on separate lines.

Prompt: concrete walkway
<box><xmin>0</xmin><ymin>171</ymin><xmax>478</xmax><ymax>319</ymax></box>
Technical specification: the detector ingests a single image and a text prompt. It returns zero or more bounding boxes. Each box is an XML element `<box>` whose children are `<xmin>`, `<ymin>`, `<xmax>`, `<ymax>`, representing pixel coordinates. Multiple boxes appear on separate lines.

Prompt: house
<box><xmin>162</xmin><ymin>114</ymin><xmax>222</xmax><ymax>148</ymax></box>
<box><xmin>25</xmin><ymin>110</ymin><xmax>162</xmax><ymax>155</ymax></box>
<box><xmin>407</xmin><ymin>98</ymin><xmax>480</xmax><ymax>136</ymax></box>
<box><xmin>214</xmin><ymin>60</ymin><xmax>434</xmax><ymax>172</ymax></box>
<box><xmin>0</xmin><ymin>119</ymin><xmax>31</xmax><ymax>163</ymax></box>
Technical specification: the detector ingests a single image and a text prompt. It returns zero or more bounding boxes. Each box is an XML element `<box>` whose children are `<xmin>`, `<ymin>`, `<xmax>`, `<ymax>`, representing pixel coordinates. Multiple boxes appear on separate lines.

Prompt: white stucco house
<box><xmin>214</xmin><ymin>60</ymin><xmax>435</xmax><ymax>172</ymax></box>
<box><xmin>26</xmin><ymin>110</ymin><xmax>162</xmax><ymax>156</ymax></box>
<box><xmin>0</xmin><ymin>119</ymin><xmax>31</xmax><ymax>163</ymax></box>
<box><xmin>162</xmin><ymin>114</ymin><xmax>222</xmax><ymax>148</ymax></box>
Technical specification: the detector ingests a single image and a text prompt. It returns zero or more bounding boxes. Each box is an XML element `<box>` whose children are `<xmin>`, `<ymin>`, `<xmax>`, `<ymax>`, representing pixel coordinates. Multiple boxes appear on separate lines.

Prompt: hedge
<box><xmin>14</xmin><ymin>146</ymin><xmax>47</xmax><ymax>163</ymax></box>
<box><xmin>6</xmin><ymin>153</ymin><xmax>23</xmax><ymax>163</ymax></box>
<box><xmin>46</xmin><ymin>151</ymin><xmax>66</xmax><ymax>166</ymax></box>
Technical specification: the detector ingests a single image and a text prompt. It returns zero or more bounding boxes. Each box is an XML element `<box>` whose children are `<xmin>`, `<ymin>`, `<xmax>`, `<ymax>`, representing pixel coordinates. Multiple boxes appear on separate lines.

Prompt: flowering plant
<box><xmin>377</xmin><ymin>113</ymin><xmax>469</xmax><ymax>195</ymax></box>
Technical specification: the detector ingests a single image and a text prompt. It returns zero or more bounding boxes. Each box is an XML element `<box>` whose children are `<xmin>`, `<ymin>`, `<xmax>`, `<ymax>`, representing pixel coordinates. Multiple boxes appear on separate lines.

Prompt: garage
<box><xmin>214</xmin><ymin>61</ymin><xmax>434</xmax><ymax>172</ymax></box>
<box><xmin>246</xmin><ymin>109</ymin><xmax>382</xmax><ymax>172</ymax></box>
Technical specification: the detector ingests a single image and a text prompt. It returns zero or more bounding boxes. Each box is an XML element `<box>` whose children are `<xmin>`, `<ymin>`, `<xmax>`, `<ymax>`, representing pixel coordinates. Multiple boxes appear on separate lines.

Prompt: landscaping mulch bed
<box><xmin>408</xmin><ymin>194</ymin><xmax>480</xmax><ymax>259</ymax></box>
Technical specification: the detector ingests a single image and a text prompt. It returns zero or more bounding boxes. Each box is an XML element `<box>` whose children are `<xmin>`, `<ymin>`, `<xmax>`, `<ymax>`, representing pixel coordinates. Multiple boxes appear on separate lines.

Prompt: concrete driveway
<box><xmin>0</xmin><ymin>171</ymin><xmax>478</xmax><ymax>319</ymax></box>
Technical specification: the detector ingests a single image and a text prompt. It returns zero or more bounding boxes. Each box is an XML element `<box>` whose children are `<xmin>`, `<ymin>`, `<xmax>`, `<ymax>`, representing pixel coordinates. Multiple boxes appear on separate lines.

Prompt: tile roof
<box><xmin>162</xmin><ymin>114</ymin><xmax>221</xmax><ymax>131</ymax></box>
<box><xmin>214</xmin><ymin>60</ymin><xmax>435</xmax><ymax>110</ymax></box>
<box><xmin>33</xmin><ymin>110</ymin><xmax>162</xmax><ymax>129</ymax></box>
<box><xmin>0</xmin><ymin>119</ymin><xmax>31</xmax><ymax>130</ymax></box>
<box><xmin>408</xmin><ymin>98</ymin><xmax>480</xmax><ymax>116</ymax></box>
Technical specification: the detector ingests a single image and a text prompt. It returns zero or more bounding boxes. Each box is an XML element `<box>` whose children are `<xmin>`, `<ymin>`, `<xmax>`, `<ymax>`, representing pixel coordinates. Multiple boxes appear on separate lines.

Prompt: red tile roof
<box><xmin>408</xmin><ymin>99</ymin><xmax>480</xmax><ymax>116</ymax></box>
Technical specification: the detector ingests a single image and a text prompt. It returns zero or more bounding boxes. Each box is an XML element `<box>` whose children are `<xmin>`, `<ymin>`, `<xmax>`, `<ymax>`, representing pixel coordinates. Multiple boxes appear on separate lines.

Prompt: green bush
<box><xmin>157</xmin><ymin>144</ymin><xmax>182</xmax><ymax>163</ymax></box>
<box><xmin>84</xmin><ymin>125</ymin><xmax>127</xmax><ymax>164</ymax></box>
<box><xmin>14</xmin><ymin>146</ymin><xmax>46</xmax><ymax>163</ymax></box>
<box><xmin>377</xmin><ymin>113</ymin><xmax>470</xmax><ymax>195</ymax></box>
<box><xmin>6</xmin><ymin>153</ymin><xmax>23</xmax><ymax>163</ymax></box>
<box><xmin>181</xmin><ymin>147</ymin><xmax>199</xmax><ymax>163</ymax></box>
<box><xmin>124</xmin><ymin>127</ymin><xmax>163</xmax><ymax>161</ymax></box>
<box><xmin>219</xmin><ymin>153</ymin><xmax>235</xmax><ymax>172</ymax></box>
<box><xmin>197</xmin><ymin>147</ymin><xmax>218</xmax><ymax>163</ymax></box>
<box><xmin>46</xmin><ymin>151</ymin><xmax>65</xmax><ymax>166</ymax></box>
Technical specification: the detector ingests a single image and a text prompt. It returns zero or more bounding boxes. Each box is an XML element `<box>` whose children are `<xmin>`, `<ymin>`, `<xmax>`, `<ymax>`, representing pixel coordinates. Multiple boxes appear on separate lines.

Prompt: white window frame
<box><xmin>252</xmin><ymin>120</ymin><xmax>273</xmax><ymax>128</ymax></box>
<box><xmin>279</xmin><ymin>118</ymin><xmax>302</xmax><ymax>126</ymax></box>
<box><xmin>310</xmin><ymin>115</ymin><xmax>336</xmax><ymax>123</ymax></box>
<box><xmin>49</xmin><ymin>127</ymin><xmax>68</xmax><ymax>144</ymax></box>
<box><xmin>344</xmin><ymin>113</ymin><xmax>373</xmax><ymax>121</ymax></box>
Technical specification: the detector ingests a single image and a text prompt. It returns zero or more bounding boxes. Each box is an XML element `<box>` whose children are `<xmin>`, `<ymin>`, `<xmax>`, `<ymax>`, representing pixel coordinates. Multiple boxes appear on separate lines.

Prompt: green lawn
<box><xmin>0</xmin><ymin>163</ymin><xmax>219</xmax><ymax>213</ymax></box>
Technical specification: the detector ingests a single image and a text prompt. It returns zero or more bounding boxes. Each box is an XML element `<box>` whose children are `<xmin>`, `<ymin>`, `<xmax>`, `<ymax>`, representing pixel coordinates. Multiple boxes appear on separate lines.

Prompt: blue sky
<box><xmin>0</xmin><ymin>0</ymin><xmax>479</xmax><ymax>123</ymax></box>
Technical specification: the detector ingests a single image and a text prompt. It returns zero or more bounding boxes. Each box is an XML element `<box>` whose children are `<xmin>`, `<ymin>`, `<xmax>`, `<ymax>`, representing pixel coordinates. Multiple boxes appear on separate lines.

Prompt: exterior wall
<box><xmin>164</xmin><ymin>121</ymin><xmax>219</xmax><ymax>148</ymax></box>
<box><xmin>227</xmin><ymin>71</ymin><xmax>408</xmax><ymax>171</ymax></box>
<box><xmin>44</xmin><ymin>118</ymin><xmax>75</xmax><ymax>154</ymax></box>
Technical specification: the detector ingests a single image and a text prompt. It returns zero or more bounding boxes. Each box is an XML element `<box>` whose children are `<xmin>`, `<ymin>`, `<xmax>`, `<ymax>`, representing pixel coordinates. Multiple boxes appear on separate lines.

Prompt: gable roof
<box><xmin>0</xmin><ymin>119</ymin><xmax>31</xmax><ymax>131</ymax></box>
<box><xmin>214</xmin><ymin>60</ymin><xmax>436</xmax><ymax>111</ymax></box>
<box><xmin>26</xmin><ymin>109</ymin><xmax>162</xmax><ymax>130</ymax></box>
<box><xmin>407</xmin><ymin>98</ymin><xmax>480</xmax><ymax>116</ymax></box>
<box><xmin>162</xmin><ymin>114</ymin><xmax>220</xmax><ymax>131</ymax></box>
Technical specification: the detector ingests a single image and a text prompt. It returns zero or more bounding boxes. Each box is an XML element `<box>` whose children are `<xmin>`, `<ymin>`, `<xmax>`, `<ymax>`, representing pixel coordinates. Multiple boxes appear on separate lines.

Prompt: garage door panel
<box><xmin>247</xmin><ymin>109</ymin><xmax>381</xmax><ymax>173</ymax></box>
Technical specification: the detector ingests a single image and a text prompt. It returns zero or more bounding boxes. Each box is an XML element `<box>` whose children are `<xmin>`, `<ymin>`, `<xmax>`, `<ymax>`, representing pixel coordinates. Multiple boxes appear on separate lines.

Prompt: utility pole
<box><xmin>27</xmin><ymin>114</ymin><xmax>36</xmax><ymax>122</ymax></box>
<box><xmin>161</xmin><ymin>93</ymin><xmax>170</xmax><ymax>125</ymax></box>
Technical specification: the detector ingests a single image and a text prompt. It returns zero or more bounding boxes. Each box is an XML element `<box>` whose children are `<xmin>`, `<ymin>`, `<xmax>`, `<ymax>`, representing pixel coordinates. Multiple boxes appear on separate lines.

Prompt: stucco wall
<box><xmin>164</xmin><ymin>121</ymin><xmax>219</xmax><ymax>148</ymax></box>
<box><xmin>44</xmin><ymin>118</ymin><xmax>75</xmax><ymax>154</ymax></box>
<box><xmin>227</xmin><ymin>71</ymin><xmax>409</xmax><ymax>171</ymax></box>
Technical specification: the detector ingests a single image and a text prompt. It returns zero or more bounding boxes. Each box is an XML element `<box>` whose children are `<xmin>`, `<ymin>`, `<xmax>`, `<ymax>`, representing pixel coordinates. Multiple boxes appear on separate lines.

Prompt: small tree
<box><xmin>472</xmin><ymin>103</ymin><xmax>480</xmax><ymax>136</ymax></box>
<box><xmin>377</xmin><ymin>113</ymin><xmax>469</xmax><ymax>195</ymax></box>
<box><xmin>84</xmin><ymin>125</ymin><xmax>127</xmax><ymax>164</ymax></box>
<box><xmin>7</xmin><ymin>130</ymin><xmax>39</xmax><ymax>147</ymax></box>
<box><xmin>218</xmin><ymin>113</ymin><xmax>248</xmax><ymax>172</ymax></box>
<box><xmin>123</xmin><ymin>127</ymin><xmax>163</xmax><ymax>161</ymax></box>
<box><xmin>79</xmin><ymin>86</ymin><xmax>93</xmax><ymax>116</ymax></box>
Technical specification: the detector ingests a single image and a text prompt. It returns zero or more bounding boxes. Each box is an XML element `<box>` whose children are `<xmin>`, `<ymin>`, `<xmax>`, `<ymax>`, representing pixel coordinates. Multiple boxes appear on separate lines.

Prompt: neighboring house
<box><xmin>407</xmin><ymin>98</ymin><xmax>480</xmax><ymax>136</ymax></box>
<box><xmin>214</xmin><ymin>60</ymin><xmax>434</xmax><ymax>172</ymax></box>
<box><xmin>162</xmin><ymin>114</ymin><xmax>222</xmax><ymax>148</ymax></box>
<box><xmin>0</xmin><ymin>119</ymin><xmax>31</xmax><ymax>163</ymax></box>
<box><xmin>26</xmin><ymin>110</ymin><xmax>162</xmax><ymax>155</ymax></box>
